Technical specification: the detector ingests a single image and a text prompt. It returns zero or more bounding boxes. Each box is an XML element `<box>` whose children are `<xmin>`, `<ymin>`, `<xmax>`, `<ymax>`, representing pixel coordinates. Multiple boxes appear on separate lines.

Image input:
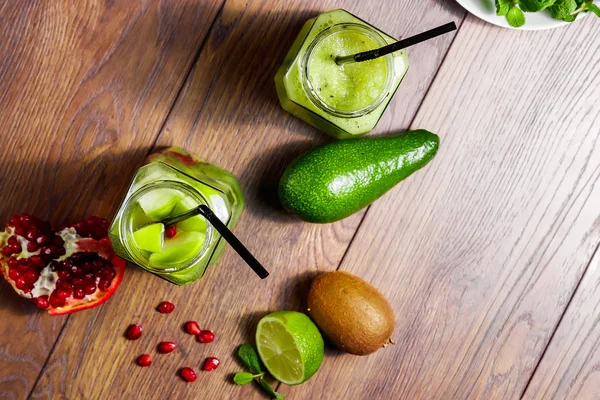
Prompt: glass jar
<box><xmin>275</xmin><ymin>9</ymin><xmax>409</xmax><ymax>139</ymax></box>
<box><xmin>109</xmin><ymin>148</ymin><xmax>244</xmax><ymax>285</ymax></box>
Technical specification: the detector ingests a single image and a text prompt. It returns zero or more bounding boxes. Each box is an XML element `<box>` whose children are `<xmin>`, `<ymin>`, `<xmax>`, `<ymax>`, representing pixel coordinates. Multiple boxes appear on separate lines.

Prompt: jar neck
<box><xmin>301</xmin><ymin>22</ymin><xmax>394</xmax><ymax>118</ymax></box>
<box><xmin>119</xmin><ymin>180</ymin><xmax>213</xmax><ymax>274</ymax></box>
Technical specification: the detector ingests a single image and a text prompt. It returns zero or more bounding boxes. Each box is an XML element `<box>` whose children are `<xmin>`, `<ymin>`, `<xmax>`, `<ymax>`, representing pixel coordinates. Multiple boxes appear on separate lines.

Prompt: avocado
<box><xmin>278</xmin><ymin>129</ymin><xmax>439</xmax><ymax>223</ymax></box>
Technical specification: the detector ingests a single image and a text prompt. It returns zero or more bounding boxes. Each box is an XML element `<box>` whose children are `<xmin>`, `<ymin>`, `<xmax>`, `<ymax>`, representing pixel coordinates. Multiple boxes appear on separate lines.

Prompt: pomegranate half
<box><xmin>0</xmin><ymin>214</ymin><xmax>125</xmax><ymax>315</ymax></box>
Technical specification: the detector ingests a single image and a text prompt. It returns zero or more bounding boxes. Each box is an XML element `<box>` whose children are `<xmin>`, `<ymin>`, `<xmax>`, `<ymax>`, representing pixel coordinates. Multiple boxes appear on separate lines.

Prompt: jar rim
<box><xmin>119</xmin><ymin>180</ymin><xmax>213</xmax><ymax>274</ymax></box>
<box><xmin>301</xmin><ymin>22</ymin><xmax>394</xmax><ymax>118</ymax></box>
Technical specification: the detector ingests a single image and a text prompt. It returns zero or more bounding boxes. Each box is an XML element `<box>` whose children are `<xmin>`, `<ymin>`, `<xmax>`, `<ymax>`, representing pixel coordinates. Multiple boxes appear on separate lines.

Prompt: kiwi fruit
<box><xmin>307</xmin><ymin>271</ymin><xmax>395</xmax><ymax>355</ymax></box>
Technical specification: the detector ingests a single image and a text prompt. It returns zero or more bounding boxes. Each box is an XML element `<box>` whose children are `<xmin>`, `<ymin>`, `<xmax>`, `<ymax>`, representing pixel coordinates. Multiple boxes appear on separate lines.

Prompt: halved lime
<box><xmin>256</xmin><ymin>311</ymin><xmax>324</xmax><ymax>385</ymax></box>
<box><xmin>172</xmin><ymin>196</ymin><xmax>207</xmax><ymax>233</ymax></box>
<box><xmin>148</xmin><ymin>231</ymin><xmax>205</xmax><ymax>266</ymax></box>
<box><xmin>132</xmin><ymin>223</ymin><xmax>164</xmax><ymax>253</ymax></box>
<box><xmin>137</xmin><ymin>189</ymin><xmax>182</xmax><ymax>219</ymax></box>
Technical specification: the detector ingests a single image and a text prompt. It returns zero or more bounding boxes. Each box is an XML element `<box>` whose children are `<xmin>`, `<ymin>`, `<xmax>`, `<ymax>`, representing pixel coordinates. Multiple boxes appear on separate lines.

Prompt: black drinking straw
<box><xmin>159</xmin><ymin>205</ymin><xmax>269</xmax><ymax>279</ymax></box>
<box><xmin>335</xmin><ymin>22</ymin><xmax>457</xmax><ymax>66</ymax></box>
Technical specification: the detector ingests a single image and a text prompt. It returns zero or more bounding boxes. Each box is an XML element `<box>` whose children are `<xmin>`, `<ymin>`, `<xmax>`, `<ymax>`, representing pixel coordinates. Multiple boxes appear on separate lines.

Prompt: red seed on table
<box><xmin>157</xmin><ymin>301</ymin><xmax>175</xmax><ymax>313</ymax></box>
<box><xmin>126</xmin><ymin>324</ymin><xmax>142</xmax><ymax>340</ymax></box>
<box><xmin>197</xmin><ymin>330</ymin><xmax>215</xmax><ymax>343</ymax></box>
<box><xmin>185</xmin><ymin>321</ymin><xmax>201</xmax><ymax>335</ymax></box>
<box><xmin>137</xmin><ymin>354</ymin><xmax>152</xmax><ymax>367</ymax></box>
<box><xmin>158</xmin><ymin>341</ymin><xmax>177</xmax><ymax>354</ymax></box>
<box><xmin>202</xmin><ymin>357</ymin><xmax>220</xmax><ymax>371</ymax></box>
<box><xmin>180</xmin><ymin>367</ymin><xmax>197</xmax><ymax>382</ymax></box>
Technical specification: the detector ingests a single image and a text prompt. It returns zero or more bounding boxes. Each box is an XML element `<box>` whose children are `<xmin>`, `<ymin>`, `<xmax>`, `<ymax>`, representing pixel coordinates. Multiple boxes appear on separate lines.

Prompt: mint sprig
<box><xmin>494</xmin><ymin>0</ymin><xmax>599</xmax><ymax>26</ymax></box>
<box><xmin>233</xmin><ymin>344</ymin><xmax>285</xmax><ymax>399</ymax></box>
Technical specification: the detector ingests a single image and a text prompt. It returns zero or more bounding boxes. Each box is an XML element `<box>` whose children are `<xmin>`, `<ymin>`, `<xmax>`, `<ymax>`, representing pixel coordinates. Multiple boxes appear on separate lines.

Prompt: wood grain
<box><xmin>522</xmin><ymin>249</ymin><xmax>600</xmax><ymax>400</ymax></box>
<box><xmin>0</xmin><ymin>0</ymin><xmax>223</xmax><ymax>398</ymax></box>
<box><xmin>27</xmin><ymin>0</ymin><xmax>464</xmax><ymax>399</ymax></box>
<box><xmin>292</xmin><ymin>15</ymin><xmax>600</xmax><ymax>400</ymax></box>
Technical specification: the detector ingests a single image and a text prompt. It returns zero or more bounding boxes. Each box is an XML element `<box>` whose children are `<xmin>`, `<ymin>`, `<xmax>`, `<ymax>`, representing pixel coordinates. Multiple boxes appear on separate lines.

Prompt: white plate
<box><xmin>456</xmin><ymin>0</ymin><xmax>574</xmax><ymax>30</ymax></box>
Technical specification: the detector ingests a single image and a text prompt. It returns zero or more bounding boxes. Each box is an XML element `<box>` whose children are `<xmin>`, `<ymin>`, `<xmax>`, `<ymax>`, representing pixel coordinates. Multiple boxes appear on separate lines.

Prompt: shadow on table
<box><xmin>0</xmin><ymin>147</ymin><xmax>150</xmax><ymax>314</ymax></box>
<box><xmin>242</xmin><ymin>140</ymin><xmax>324</xmax><ymax>222</ymax></box>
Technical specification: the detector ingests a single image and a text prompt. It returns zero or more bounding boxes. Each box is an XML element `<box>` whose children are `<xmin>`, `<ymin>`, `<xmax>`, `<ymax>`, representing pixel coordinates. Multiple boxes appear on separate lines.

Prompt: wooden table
<box><xmin>1</xmin><ymin>1</ymin><xmax>599</xmax><ymax>399</ymax></box>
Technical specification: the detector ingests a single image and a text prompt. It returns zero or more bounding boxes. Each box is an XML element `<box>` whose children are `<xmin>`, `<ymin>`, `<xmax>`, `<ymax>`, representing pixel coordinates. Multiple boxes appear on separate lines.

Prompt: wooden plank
<box><xmin>295</xmin><ymin>15</ymin><xmax>600</xmax><ymax>400</ymax></box>
<box><xmin>0</xmin><ymin>0</ymin><xmax>223</xmax><ymax>398</ymax></box>
<box><xmin>522</xmin><ymin>249</ymin><xmax>600</xmax><ymax>400</ymax></box>
<box><xmin>28</xmin><ymin>1</ymin><xmax>465</xmax><ymax>398</ymax></box>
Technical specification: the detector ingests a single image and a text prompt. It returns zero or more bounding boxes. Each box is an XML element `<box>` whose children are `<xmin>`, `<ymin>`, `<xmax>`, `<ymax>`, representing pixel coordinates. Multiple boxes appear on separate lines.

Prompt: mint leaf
<box><xmin>238</xmin><ymin>344</ymin><xmax>262</xmax><ymax>373</ymax></box>
<box><xmin>234</xmin><ymin>372</ymin><xmax>256</xmax><ymax>385</ymax></box>
<box><xmin>548</xmin><ymin>0</ymin><xmax>577</xmax><ymax>20</ymax></box>
<box><xmin>259</xmin><ymin>377</ymin><xmax>285</xmax><ymax>399</ymax></box>
<box><xmin>507</xmin><ymin>5</ymin><xmax>527</xmax><ymax>26</ymax></box>
<box><xmin>588</xmin><ymin>3</ymin><xmax>600</xmax><ymax>16</ymax></box>
<box><xmin>496</xmin><ymin>0</ymin><xmax>513</xmax><ymax>15</ymax></box>
<box><xmin>518</xmin><ymin>0</ymin><xmax>557</xmax><ymax>12</ymax></box>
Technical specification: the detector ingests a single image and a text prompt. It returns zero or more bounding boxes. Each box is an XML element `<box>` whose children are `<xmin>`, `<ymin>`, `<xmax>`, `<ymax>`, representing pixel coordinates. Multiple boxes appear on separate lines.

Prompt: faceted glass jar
<box><xmin>275</xmin><ymin>9</ymin><xmax>409</xmax><ymax>139</ymax></box>
<box><xmin>109</xmin><ymin>148</ymin><xmax>244</xmax><ymax>285</ymax></box>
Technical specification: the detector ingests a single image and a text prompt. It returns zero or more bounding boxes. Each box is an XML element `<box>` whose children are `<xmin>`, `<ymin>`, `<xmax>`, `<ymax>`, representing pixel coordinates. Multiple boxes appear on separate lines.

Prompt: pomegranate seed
<box><xmin>30</xmin><ymin>255</ymin><xmax>44</xmax><ymax>267</ymax></box>
<box><xmin>57</xmin><ymin>270</ymin><xmax>72</xmax><ymax>280</ymax></box>
<box><xmin>35</xmin><ymin>295</ymin><xmax>49</xmax><ymax>309</ymax></box>
<box><xmin>72</xmin><ymin>277</ymin><xmax>84</xmax><ymax>286</ymax></box>
<box><xmin>55</xmin><ymin>288</ymin><xmax>72</xmax><ymax>300</ymax></box>
<box><xmin>23</xmin><ymin>270</ymin><xmax>38</xmax><ymax>283</ymax></box>
<box><xmin>7</xmin><ymin>257</ymin><xmax>17</xmax><ymax>268</ymax></box>
<box><xmin>8</xmin><ymin>269</ymin><xmax>20</xmax><ymax>280</ymax></box>
<box><xmin>15</xmin><ymin>277</ymin><xmax>26</xmax><ymax>290</ymax></box>
<box><xmin>197</xmin><ymin>330</ymin><xmax>215</xmax><ymax>343</ymax></box>
<box><xmin>126</xmin><ymin>324</ymin><xmax>143</xmax><ymax>340</ymax></box>
<box><xmin>83</xmin><ymin>283</ymin><xmax>96</xmax><ymax>295</ymax></box>
<box><xmin>157</xmin><ymin>341</ymin><xmax>177</xmax><ymax>354</ymax></box>
<box><xmin>157</xmin><ymin>301</ymin><xmax>175</xmax><ymax>313</ymax></box>
<box><xmin>26</xmin><ymin>229</ymin><xmax>39</xmax><ymax>241</ymax></box>
<box><xmin>73</xmin><ymin>288</ymin><xmax>85</xmax><ymax>299</ymax></box>
<box><xmin>165</xmin><ymin>225</ymin><xmax>177</xmax><ymax>239</ymax></box>
<box><xmin>202</xmin><ymin>357</ymin><xmax>220</xmax><ymax>371</ymax></box>
<box><xmin>36</xmin><ymin>234</ymin><xmax>52</xmax><ymax>245</ymax></box>
<box><xmin>180</xmin><ymin>367</ymin><xmax>197</xmax><ymax>382</ymax></box>
<box><xmin>137</xmin><ymin>354</ymin><xmax>152</xmax><ymax>367</ymax></box>
<box><xmin>49</xmin><ymin>295</ymin><xmax>65</xmax><ymax>308</ymax></box>
<box><xmin>53</xmin><ymin>236</ymin><xmax>64</xmax><ymax>246</ymax></box>
<box><xmin>98</xmin><ymin>279</ymin><xmax>111</xmax><ymax>291</ymax></box>
<box><xmin>185</xmin><ymin>321</ymin><xmax>201</xmax><ymax>335</ymax></box>
<box><xmin>27</xmin><ymin>242</ymin><xmax>39</xmax><ymax>252</ymax></box>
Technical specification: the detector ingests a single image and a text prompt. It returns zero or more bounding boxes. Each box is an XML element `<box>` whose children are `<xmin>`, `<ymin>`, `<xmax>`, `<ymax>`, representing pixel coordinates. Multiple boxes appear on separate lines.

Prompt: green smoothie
<box><xmin>307</xmin><ymin>28</ymin><xmax>389</xmax><ymax>113</ymax></box>
<box><xmin>109</xmin><ymin>148</ymin><xmax>245</xmax><ymax>285</ymax></box>
<box><xmin>275</xmin><ymin>9</ymin><xmax>409</xmax><ymax>139</ymax></box>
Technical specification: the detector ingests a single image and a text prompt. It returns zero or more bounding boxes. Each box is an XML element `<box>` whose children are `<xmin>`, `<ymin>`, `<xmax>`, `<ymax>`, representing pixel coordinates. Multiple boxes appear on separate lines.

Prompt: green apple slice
<box><xmin>137</xmin><ymin>189</ymin><xmax>182</xmax><ymax>219</ymax></box>
<box><xmin>133</xmin><ymin>223</ymin><xmax>164</xmax><ymax>253</ymax></box>
<box><xmin>173</xmin><ymin>196</ymin><xmax>207</xmax><ymax>233</ymax></box>
<box><xmin>149</xmin><ymin>231</ymin><xmax>205</xmax><ymax>266</ymax></box>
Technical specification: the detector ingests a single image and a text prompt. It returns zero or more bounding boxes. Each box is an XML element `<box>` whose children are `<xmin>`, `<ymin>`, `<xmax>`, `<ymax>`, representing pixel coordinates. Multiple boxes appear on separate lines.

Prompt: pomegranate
<box><xmin>0</xmin><ymin>214</ymin><xmax>125</xmax><ymax>315</ymax></box>
<box><xmin>203</xmin><ymin>357</ymin><xmax>220</xmax><ymax>371</ymax></box>
<box><xmin>165</xmin><ymin>225</ymin><xmax>177</xmax><ymax>239</ymax></box>
<box><xmin>185</xmin><ymin>321</ymin><xmax>201</xmax><ymax>335</ymax></box>
<box><xmin>197</xmin><ymin>330</ymin><xmax>215</xmax><ymax>343</ymax></box>
<box><xmin>137</xmin><ymin>354</ymin><xmax>152</xmax><ymax>367</ymax></box>
<box><xmin>157</xmin><ymin>301</ymin><xmax>175</xmax><ymax>313</ymax></box>
<box><xmin>126</xmin><ymin>324</ymin><xmax>143</xmax><ymax>340</ymax></box>
<box><xmin>180</xmin><ymin>367</ymin><xmax>197</xmax><ymax>382</ymax></box>
<box><xmin>157</xmin><ymin>341</ymin><xmax>177</xmax><ymax>353</ymax></box>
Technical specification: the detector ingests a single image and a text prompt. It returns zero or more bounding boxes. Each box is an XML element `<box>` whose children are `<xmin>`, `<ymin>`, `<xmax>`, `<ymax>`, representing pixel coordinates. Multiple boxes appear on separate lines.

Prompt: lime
<box><xmin>148</xmin><ymin>231</ymin><xmax>205</xmax><ymax>266</ymax></box>
<box><xmin>256</xmin><ymin>311</ymin><xmax>324</xmax><ymax>385</ymax></box>
<box><xmin>132</xmin><ymin>223</ymin><xmax>164</xmax><ymax>253</ymax></box>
